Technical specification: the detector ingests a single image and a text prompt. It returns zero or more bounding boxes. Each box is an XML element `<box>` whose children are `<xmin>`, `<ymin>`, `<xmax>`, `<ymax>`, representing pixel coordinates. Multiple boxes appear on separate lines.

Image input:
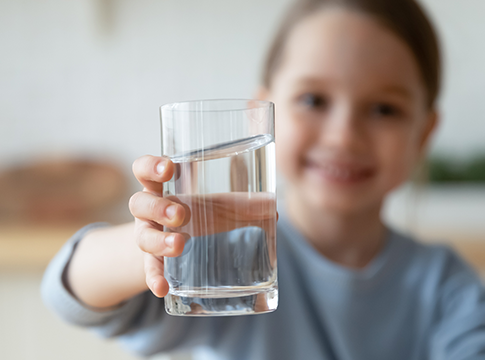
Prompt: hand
<box><xmin>129</xmin><ymin>155</ymin><xmax>277</xmax><ymax>299</ymax></box>
<box><xmin>129</xmin><ymin>155</ymin><xmax>186</xmax><ymax>298</ymax></box>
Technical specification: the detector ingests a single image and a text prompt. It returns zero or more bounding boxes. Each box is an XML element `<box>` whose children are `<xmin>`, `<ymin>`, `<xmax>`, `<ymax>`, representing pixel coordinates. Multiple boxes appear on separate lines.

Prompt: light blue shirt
<box><xmin>41</xmin><ymin>212</ymin><xmax>485</xmax><ymax>359</ymax></box>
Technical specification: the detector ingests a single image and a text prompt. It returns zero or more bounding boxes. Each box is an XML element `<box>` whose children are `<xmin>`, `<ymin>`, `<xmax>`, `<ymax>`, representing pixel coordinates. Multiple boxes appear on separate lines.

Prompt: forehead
<box><xmin>278</xmin><ymin>8</ymin><xmax>424</xmax><ymax>97</ymax></box>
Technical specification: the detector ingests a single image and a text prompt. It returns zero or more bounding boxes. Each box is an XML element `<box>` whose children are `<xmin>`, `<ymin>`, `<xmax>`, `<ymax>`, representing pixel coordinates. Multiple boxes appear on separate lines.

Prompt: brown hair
<box><xmin>262</xmin><ymin>0</ymin><xmax>441</xmax><ymax>107</ymax></box>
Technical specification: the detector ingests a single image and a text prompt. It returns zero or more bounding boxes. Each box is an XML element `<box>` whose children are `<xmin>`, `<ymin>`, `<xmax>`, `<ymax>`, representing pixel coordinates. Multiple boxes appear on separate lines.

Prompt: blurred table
<box><xmin>0</xmin><ymin>225</ymin><xmax>80</xmax><ymax>270</ymax></box>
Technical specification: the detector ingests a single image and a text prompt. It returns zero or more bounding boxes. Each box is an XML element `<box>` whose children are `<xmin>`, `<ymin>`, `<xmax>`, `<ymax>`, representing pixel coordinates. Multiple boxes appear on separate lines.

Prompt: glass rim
<box><xmin>160</xmin><ymin>98</ymin><xmax>273</xmax><ymax>113</ymax></box>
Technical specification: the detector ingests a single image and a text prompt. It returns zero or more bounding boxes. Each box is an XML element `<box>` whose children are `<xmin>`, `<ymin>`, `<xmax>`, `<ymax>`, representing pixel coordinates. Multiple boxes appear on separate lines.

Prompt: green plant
<box><xmin>427</xmin><ymin>154</ymin><xmax>485</xmax><ymax>183</ymax></box>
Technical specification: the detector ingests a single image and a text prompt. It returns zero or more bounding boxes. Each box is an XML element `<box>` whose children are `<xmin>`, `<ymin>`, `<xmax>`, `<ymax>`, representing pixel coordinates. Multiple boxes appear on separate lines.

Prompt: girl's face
<box><xmin>263</xmin><ymin>8</ymin><xmax>437</xmax><ymax>215</ymax></box>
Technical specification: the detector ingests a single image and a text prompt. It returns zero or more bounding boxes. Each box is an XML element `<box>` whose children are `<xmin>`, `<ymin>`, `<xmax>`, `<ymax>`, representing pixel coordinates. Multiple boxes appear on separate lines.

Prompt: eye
<box><xmin>298</xmin><ymin>93</ymin><xmax>329</xmax><ymax>110</ymax></box>
<box><xmin>371</xmin><ymin>103</ymin><xmax>402</xmax><ymax>118</ymax></box>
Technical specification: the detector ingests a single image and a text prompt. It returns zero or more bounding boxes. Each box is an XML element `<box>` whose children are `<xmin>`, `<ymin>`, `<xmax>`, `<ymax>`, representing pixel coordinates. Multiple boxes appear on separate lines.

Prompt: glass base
<box><xmin>164</xmin><ymin>286</ymin><xmax>278</xmax><ymax>316</ymax></box>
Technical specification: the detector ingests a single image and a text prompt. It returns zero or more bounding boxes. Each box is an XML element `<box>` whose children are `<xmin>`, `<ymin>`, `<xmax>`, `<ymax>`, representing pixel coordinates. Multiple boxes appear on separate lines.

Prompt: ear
<box><xmin>253</xmin><ymin>86</ymin><xmax>270</xmax><ymax>101</ymax></box>
<box><xmin>418</xmin><ymin>109</ymin><xmax>439</xmax><ymax>154</ymax></box>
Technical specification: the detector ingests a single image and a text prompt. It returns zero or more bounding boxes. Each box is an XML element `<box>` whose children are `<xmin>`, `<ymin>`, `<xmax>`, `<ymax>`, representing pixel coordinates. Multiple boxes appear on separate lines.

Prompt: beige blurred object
<box><xmin>0</xmin><ymin>225</ymin><xmax>83</xmax><ymax>270</ymax></box>
<box><xmin>0</xmin><ymin>157</ymin><xmax>130</xmax><ymax>225</ymax></box>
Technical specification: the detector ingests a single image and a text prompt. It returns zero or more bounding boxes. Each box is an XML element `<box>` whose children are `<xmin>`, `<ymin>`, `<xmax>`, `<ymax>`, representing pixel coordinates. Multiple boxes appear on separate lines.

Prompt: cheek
<box><xmin>376</xmin><ymin>127</ymin><xmax>421</xmax><ymax>187</ymax></box>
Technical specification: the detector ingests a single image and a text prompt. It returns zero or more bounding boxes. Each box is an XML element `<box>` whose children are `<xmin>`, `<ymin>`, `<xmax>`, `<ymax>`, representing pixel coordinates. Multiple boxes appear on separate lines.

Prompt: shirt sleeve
<box><xmin>40</xmin><ymin>223</ymin><xmax>217</xmax><ymax>357</ymax></box>
<box><xmin>430</xmin><ymin>247</ymin><xmax>485</xmax><ymax>360</ymax></box>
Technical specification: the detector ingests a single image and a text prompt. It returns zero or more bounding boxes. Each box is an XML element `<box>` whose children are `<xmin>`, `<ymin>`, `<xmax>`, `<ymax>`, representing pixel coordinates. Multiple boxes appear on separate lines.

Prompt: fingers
<box><xmin>135</xmin><ymin>224</ymin><xmax>185</xmax><ymax>257</ymax></box>
<box><xmin>136</xmin><ymin>223</ymin><xmax>184</xmax><ymax>298</ymax></box>
<box><xmin>131</xmin><ymin>155</ymin><xmax>184</xmax><ymax>299</ymax></box>
<box><xmin>144</xmin><ymin>253</ymin><xmax>169</xmax><ymax>298</ymax></box>
<box><xmin>132</xmin><ymin>155</ymin><xmax>174</xmax><ymax>195</ymax></box>
<box><xmin>129</xmin><ymin>191</ymin><xmax>185</xmax><ymax>228</ymax></box>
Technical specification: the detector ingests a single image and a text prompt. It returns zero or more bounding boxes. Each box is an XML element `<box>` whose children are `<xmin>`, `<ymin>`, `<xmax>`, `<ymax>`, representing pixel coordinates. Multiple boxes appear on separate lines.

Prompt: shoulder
<box><xmin>390</xmin><ymin>230</ymin><xmax>485</xmax><ymax>312</ymax></box>
<box><xmin>394</xmin><ymin>233</ymin><xmax>485</xmax><ymax>356</ymax></box>
<box><xmin>390</xmin><ymin>229</ymin><xmax>477</xmax><ymax>279</ymax></box>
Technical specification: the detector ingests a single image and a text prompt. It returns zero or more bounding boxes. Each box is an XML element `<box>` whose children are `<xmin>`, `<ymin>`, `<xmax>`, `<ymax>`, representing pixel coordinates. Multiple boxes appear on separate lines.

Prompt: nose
<box><xmin>319</xmin><ymin>102</ymin><xmax>364</xmax><ymax>153</ymax></box>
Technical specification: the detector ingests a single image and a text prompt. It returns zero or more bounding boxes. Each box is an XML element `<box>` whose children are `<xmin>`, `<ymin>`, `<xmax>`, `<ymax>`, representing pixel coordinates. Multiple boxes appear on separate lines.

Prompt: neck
<box><xmin>285</xmin><ymin>190</ymin><xmax>386</xmax><ymax>269</ymax></box>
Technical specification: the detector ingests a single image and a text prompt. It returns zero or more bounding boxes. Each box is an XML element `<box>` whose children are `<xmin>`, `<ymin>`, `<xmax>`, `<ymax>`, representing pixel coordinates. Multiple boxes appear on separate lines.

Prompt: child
<box><xmin>42</xmin><ymin>0</ymin><xmax>485</xmax><ymax>359</ymax></box>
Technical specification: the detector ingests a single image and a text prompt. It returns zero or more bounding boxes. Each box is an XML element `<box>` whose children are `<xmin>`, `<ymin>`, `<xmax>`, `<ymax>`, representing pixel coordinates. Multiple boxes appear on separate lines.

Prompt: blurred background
<box><xmin>0</xmin><ymin>0</ymin><xmax>484</xmax><ymax>359</ymax></box>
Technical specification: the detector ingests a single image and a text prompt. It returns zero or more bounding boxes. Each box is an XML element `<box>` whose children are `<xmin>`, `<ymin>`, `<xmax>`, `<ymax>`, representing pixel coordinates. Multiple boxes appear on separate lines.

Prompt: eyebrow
<box><xmin>376</xmin><ymin>86</ymin><xmax>414</xmax><ymax>100</ymax></box>
<box><xmin>293</xmin><ymin>77</ymin><xmax>331</xmax><ymax>86</ymax></box>
<box><xmin>292</xmin><ymin>77</ymin><xmax>416</xmax><ymax>101</ymax></box>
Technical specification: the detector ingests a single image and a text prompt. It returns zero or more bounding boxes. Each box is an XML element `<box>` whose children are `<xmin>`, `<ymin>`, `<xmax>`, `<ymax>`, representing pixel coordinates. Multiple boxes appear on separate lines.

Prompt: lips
<box><xmin>305</xmin><ymin>159</ymin><xmax>375</xmax><ymax>184</ymax></box>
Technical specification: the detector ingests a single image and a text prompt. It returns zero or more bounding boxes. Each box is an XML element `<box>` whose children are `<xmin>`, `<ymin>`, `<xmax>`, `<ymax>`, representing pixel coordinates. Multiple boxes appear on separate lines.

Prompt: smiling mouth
<box><xmin>305</xmin><ymin>160</ymin><xmax>375</xmax><ymax>184</ymax></box>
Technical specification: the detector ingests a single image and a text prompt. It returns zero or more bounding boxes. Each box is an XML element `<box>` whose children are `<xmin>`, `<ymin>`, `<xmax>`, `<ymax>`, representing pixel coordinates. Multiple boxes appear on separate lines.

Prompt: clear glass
<box><xmin>160</xmin><ymin>99</ymin><xmax>277</xmax><ymax>316</ymax></box>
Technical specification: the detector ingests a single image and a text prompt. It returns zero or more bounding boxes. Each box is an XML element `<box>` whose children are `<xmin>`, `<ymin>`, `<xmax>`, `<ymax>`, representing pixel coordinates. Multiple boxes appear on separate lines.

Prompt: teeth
<box><xmin>307</xmin><ymin>159</ymin><xmax>370</xmax><ymax>181</ymax></box>
<box><xmin>325</xmin><ymin>166</ymin><xmax>352</xmax><ymax>179</ymax></box>
<box><xmin>318</xmin><ymin>164</ymin><xmax>364</xmax><ymax>180</ymax></box>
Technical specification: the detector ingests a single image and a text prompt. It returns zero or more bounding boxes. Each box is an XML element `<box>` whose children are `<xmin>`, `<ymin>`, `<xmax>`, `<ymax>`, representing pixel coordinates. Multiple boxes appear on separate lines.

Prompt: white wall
<box><xmin>0</xmin><ymin>0</ymin><xmax>291</xmax><ymax>170</ymax></box>
<box><xmin>420</xmin><ymin>0</ymin><xmax>485</xmax><ymax>157</ymax></box>
<box><xmin>1</xmin><ymin>0</ymin><xmax>484</xmax><ymax>172</ymax></box>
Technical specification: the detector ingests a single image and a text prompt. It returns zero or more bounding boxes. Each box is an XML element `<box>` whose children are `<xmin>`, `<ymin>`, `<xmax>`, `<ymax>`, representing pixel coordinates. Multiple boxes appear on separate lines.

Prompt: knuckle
<box><xmin>143</xmin><ymin>255</ymin><xmax>152</xmax><ymax>273</ymax></box>
<box><xmin>135</xmin><ymin>233</ymin><xmax>147</xmax><ymax>252</ymax></box>
<box><xmin>150</xmin><ymin>233</ymin><xmax>167</xmax><ymax>256</ymax></box>
<box><xmin>147</xmin><ymin>155</ymin><xmax>159</xmax><ymax>170</ymax></box>
<box><xmin>136</xmin><ymin>228</ymin><xmax>165</xmax><ymax>255</ymax></box>
<box><xmin>148</xmin><ymin>197</ymin><xmax>161</xmax><ymax>219</ymax></box>
<box><xmin>145</xmin><ymin>271</ymin><xmax>154</xmax><ymax>285</ymax></box>
<box><xmin>131</xmin><ymin>160</ymin><xmax>138</xmax><ymax>175</ymax></box>
<box><xmin>132</xmin><ymin>156</ymin><xmax>146</xmax><ymax>174</ymax></box>
<box><xmin>128</xmin><ymin>192</ymin><xmax>142</xmax><ymax>213</ymax></box>
<box><xmin>133</xmin><ymin>155</ymin><xmax>155</xmax><ymax>177</ymax></box>
<box><xmin>145</xmin><ymin>259</ymin><xmax>161</xmax><ymax>277</ymax></box>
<box><xmin>133</xmin><ymin>225</ymin><xmax>144</xmax><ymax>242</ymax></box>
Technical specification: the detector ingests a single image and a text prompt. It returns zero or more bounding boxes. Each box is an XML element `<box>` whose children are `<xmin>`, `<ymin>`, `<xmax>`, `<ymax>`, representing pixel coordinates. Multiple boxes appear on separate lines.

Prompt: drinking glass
<box><xmin>160</xmin><ymin>99</ymin><xmax>277</xmax><ymax>316</ymax></box>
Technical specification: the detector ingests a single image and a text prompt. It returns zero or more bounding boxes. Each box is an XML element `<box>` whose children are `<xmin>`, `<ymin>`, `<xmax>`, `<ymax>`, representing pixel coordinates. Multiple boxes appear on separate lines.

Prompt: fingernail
<box><xmin>156</xmin><ymin>161</ymin><xmax>166</xmax><ymax>175</ymax></box>
<box><xmin>165</xmin><ymin>205</ymin><xmax>177</xmax><ymax>220</ymax></box>
<box><xmin>165</xmin><ymin>234</ymin><xmax>175</xmax><ymax>248</ymax></box>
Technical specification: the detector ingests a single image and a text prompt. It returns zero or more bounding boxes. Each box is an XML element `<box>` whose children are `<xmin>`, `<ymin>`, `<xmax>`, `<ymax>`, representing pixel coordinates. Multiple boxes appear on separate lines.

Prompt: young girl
<box><xmin>42</xmin><ymin>0</ymin><xmax>485</xmax><ymax>359</ymax></box>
